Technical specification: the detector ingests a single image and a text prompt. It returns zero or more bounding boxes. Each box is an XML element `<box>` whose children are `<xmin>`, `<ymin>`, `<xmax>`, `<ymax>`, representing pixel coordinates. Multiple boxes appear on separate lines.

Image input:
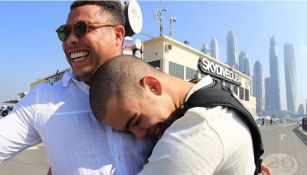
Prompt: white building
<box><xmin>143</xmin><ymin>36</ymin><xmax>256</xmax><ymax>118</ymax></box>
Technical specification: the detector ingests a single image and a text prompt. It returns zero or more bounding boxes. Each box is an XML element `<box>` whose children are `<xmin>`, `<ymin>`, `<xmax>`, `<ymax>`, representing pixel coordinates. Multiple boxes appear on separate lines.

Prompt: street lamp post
<box><xmin>156</xmin><ymin>8</ymin><xmax>167</xmax><ymax>36</ymax></box>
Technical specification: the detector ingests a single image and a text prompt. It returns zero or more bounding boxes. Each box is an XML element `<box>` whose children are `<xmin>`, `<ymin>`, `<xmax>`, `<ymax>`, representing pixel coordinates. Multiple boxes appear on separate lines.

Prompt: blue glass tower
<box><xmin>201</xmin><ymin>42</ymin><xmax>210</xmax><ymax>55</ymax></box>
<box><xmin>210</xmin><ymin>37</ymin><xmax>219</xmax><ymax>60</ymax></box>
<box><xmin>227</xmin><ymin>30</ymin><xmax>238</xmax><ymax>69</ymax></box>
<box><xmin>298</xmin><ymin>104</ymin><xmax>304</xmax><ymax>115</ymax></box>
<box><xmin>284</xmin><ymin>43</ymin><xmax>297</xmax><ymax>114</ymax></box>
<box><xmin>265</xmin><ymin>77</ymin><xmax>271</xmax><ymax>113</ymax></box>
<box><xmin>253</xmin><ymin>61</ymin><xmax>264</xmax><ymax>113</ymax></box>
<box><xmin>269</xmin><ymin>36</ymin><xmax>281</xmax><ymax>113</ymax></box>
<box><xmin>239</xmin><ymin>51</ymin><xmax>246</xmax><ymax>73</ymax></box>
<box><xmin>239</xmin><ymin>51</ymin><xmax>251</xmax><ymax>76</ymax></box>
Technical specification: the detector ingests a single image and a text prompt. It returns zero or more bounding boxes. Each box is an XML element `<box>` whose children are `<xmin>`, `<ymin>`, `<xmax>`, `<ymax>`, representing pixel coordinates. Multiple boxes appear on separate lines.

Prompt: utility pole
<box><xmin>155</xmin><ymin>0</ymin><xmax>167</xmax><ymax>36</ymax></box>
<box><xmin>169</xmin><ymin>16</ymin><xmax>176</xmax><ymax>37</ymax></box>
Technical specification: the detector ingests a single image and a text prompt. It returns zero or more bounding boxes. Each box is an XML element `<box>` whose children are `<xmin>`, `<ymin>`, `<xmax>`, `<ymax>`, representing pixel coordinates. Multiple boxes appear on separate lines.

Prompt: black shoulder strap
<box><xmin>182</xmin><ymin>80</ymin><xmax>264</xmax><ymax>175</ymax></box>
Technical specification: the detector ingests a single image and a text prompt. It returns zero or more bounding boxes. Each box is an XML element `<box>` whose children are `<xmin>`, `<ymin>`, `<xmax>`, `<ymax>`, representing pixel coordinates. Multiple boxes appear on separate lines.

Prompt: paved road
<box><xmin>0</xmin><ymin>147</ymin><xmax>49</xmax><ymax>175</ymax></box>
<box><xmin>0</xmin><ymin>116</ymin><xmax>49</xmax><ymax>175</ymax></box>
<box><xmin>260</xmin><ymin>123</ymin><xmax>307</xmax><ymax>175</ymax></box>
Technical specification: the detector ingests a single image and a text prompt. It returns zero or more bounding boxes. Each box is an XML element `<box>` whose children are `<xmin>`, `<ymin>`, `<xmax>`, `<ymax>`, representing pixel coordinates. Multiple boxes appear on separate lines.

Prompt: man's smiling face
<box><xmin>62</xmin><ymin>5</ymin><xmax>121</xmax><ymax>83</ymax></box>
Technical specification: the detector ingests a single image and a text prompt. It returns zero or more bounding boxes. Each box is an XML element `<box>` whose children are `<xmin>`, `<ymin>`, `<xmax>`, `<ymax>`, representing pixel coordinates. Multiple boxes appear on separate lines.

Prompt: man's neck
<box><xmin>170</xmin><ymin>77</ymin><xmax>194</xmax><ymax>110</ymax></box>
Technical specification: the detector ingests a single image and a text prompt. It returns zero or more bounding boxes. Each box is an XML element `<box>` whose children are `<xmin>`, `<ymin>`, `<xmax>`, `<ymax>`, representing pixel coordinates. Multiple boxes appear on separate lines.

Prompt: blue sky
<box><xmin>1</xmin><ymin>1</ymin><xmax>307</xmax><ymax>112</ymax></box>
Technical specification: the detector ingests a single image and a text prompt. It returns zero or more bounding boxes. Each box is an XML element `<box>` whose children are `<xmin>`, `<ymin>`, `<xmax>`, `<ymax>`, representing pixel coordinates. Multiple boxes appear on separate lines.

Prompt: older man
<box><xmin>0</xmin><ymin>1</ymin><xmax>152</xmax><ymax>174</ymax></box>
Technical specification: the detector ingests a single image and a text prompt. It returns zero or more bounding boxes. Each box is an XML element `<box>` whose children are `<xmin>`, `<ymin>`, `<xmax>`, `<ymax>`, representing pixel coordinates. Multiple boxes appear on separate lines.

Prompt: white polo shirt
<box><xmin>0</xmin><ymin>70</ymin><xmax>153</xmax><ymax>175</ymax></box>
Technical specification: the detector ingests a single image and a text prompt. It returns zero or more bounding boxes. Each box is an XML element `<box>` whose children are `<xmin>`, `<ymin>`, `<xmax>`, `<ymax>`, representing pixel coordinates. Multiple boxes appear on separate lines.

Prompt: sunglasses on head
<box><xmin>56</xmin><ymin>20</ymin><xmax>116</xmax><ymax>42</ymax></box>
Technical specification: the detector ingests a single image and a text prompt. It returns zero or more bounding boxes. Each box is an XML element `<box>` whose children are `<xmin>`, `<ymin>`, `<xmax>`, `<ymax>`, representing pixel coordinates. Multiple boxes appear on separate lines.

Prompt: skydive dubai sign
<box><xmin>198</xmin><ymin>57</ymin><xmax>241</xmax><ymax>85</ymax></box>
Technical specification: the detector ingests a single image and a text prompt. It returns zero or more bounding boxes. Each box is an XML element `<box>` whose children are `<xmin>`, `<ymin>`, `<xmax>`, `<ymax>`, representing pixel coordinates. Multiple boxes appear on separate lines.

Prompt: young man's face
<box><xmin>62</xmin><ymin>5</ymin><xmax>123</xmax><ymax>83</ymax></box>
<box><xmin>103</xmin><ymin>91</ymin><xmax>173</xmax><ymax>139</ymax></box>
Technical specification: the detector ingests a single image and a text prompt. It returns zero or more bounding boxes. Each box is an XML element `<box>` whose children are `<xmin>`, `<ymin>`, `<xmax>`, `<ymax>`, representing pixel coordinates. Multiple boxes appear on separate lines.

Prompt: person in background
<box><xmin>0</xmin><ymin>1</ymin><xmax>153</xmax><ymax>174</ymax></box>
<box><xmin>90</xmin><ymin>55</ymin><xmax>272</xmax><ymax>175</ymax></box>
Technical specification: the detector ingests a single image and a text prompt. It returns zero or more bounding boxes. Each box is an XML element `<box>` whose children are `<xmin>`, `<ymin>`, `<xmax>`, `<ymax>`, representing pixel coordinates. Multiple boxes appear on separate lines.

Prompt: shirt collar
<box><xmin>184</xmin><ymin>75</ymin><xmax>214</xmax><ymax>102</ymax></box>
<box><xmin>62</xmin><ymin>69</ymin><xmax>75</xmax><ymax>88</ymax></box>
<box><xmin>62</xmin><ymin>70</ymin><xmax>90</xmax><ymax>92</ymax></box>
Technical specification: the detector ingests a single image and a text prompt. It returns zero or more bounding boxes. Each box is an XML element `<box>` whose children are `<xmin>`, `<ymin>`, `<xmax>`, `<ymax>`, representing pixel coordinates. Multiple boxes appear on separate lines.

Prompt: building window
<box><xmin>148</xmin><ymin>60</ymin><xmax>160</xmax><ymax>68</ymax></box>
<box><xmin>169</xmin><ymin>61</ymin><xmax>184</xmax><ymax>79</ymax></box>
<box><xmin>224</xmin><ymin>82</ymin><xmax>231</xmax><ymax>89</ymax></box>
<box><xmin>239</xmin><ymin>87</ymin><xmax>244</xmax><ymax>100</ymax></box>
<box><xmin>186</xmin><ymin>67</ymin><xmax>197</xmax><ymax>80</ymax></box>
<box><xmin>233</xmin><ymin>85</ymin><xmax>238</xmax><ymax>95</ymax></box>
<box><xmin>245</xmin><ymin>88</ymin><xmax>249</xmax><ymax>101</ymax></box>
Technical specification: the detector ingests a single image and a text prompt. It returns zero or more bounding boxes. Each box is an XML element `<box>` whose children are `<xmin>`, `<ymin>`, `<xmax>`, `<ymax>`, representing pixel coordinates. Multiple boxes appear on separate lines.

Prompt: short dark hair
<box><xmin>89</xmin><ymin>55</ymin><xmax>164</xmax><ymax>122</ymax></box>
<box><xmin>70</xmin><ymin>0</ymin><xmax>125</xmax><ymax>26</ymax></box>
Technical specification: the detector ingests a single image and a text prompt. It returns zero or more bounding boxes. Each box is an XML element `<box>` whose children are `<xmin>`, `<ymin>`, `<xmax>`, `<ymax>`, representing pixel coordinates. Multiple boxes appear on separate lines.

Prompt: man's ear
<box><xmin>115</xmin><ymin>25</ymin><xmax>125</xmax><ymax>45</ymax></box>
<box><xmin>140</xmin><ymin>76</ymin><xmax>162</xmax><ymax>95</ymax></box>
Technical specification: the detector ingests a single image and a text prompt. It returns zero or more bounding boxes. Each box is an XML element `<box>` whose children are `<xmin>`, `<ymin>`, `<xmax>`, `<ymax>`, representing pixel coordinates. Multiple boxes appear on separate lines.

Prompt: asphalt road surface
<box><xmin>0</xmin><ymin>147</ymin><xmax>49</xmax><ymax>175</ymax></box>
<box><xmin>0</xmin><ymin>116</ymin><xmax>49</xmax><ymax>175</ymax></box>
<box><xmin>260</xmin><ymin>123</ymin><xmax>307</xmax><ymax>175</ymax></box>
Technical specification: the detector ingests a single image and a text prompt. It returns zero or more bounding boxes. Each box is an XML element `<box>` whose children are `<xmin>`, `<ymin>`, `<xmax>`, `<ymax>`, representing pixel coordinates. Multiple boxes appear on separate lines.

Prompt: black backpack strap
<box><xmin>182</xmin><ymin>80</ymin><xmax>264</xmax><ymax>175</ymax></box>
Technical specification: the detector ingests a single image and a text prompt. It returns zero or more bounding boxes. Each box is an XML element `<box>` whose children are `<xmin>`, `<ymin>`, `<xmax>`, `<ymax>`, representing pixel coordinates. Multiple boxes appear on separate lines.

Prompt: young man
<box><xmin>90</xmin><ymin>55</ymin><xmax>265</xmax><ymax>175</ymax></box>
<box><xmin>0</xmin><ymin>1</ymin><xmax>152</xmax><ymax>174</ymax></box>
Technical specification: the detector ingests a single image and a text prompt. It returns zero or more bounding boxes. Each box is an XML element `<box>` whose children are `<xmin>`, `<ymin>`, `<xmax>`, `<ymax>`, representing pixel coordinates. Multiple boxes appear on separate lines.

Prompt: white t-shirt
<box><xmin>138</xmin><ymin>76</ymin><xmax>255</xmax><ymax>175</ymax></box>
<box><xmin>0</xmin><ymin>71</ymin><xmax>153</xmax><ymax>175</ymax></box>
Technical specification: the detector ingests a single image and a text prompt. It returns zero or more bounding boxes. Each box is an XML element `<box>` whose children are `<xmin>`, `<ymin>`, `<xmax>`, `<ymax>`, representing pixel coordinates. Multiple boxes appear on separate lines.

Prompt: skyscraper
<box><xmin>244</xmin><ymin>56</ymin><xmax>251</xmax><ymax>76</ymax></box>
<box><xmin>201</xmin><ymin>42</ymin><xmax>210</xmax><ymax>55</ymax></box>
<box><xmin>239</xmin><ymin>51</ymin><xmax>246</xmax><ymax>73</ymax></box>
<box><xmin>269</xmin><ymin>36</ymin><xmax>281</xmax><ymax>113</ymax></box>
<box><xmin>239</xmin><ymin>50</ymin><xmax>251</xmax><ymax>76</ymax></box>
<box><xmin>210</xmin><ymin>37</ymin><xmax>219</xmax><ymax>60</ymax></box>
<box><xmin>227</xmin><ymin>30</ymin><xmax>238</xmax><ymax>69</ymax></box>
<box><xmin>265</xmin><ymin>77</ymin><xmax>271</xmax><ymax>113</ymax></box>
<box><xmin>284</xmin><ymin>43</ymin><xmax>297</xmax><ymax>114</ymax></box>
<box><xmin>253</xmin><ymin>61</ymin><xmax>264</xmax><ymax>114</ymax></box>
<box><xmin>297</xmin><ymin>104</ymin><xmax>304</xmax><ymax>115</ymax></box>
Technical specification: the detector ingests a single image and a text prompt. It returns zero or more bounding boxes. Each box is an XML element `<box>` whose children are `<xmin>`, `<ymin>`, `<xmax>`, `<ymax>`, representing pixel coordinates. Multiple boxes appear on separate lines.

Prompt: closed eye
<box><xmin>125</xmin><ymin>113</ymin><xmax>140</xmax><ymax>131</ymax></box>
